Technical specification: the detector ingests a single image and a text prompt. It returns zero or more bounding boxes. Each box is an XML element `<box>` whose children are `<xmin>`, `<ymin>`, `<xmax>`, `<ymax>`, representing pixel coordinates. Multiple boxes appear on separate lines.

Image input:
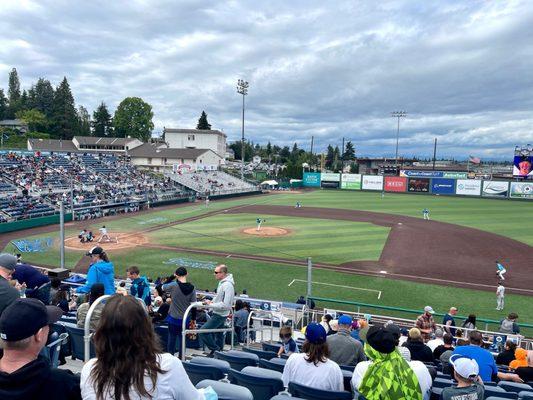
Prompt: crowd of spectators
<box><xmin>1</xmin><ymin>251</ymin><xmax>533</xmax><ymax>399</ymax></box>
<box><xmin>0</xmin><ymin>152</ymin><xmax>187</xmax><ymax>223</ymax></box>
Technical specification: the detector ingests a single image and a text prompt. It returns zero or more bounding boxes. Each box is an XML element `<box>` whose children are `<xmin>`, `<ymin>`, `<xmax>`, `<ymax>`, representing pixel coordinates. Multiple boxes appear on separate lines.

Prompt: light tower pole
<box><xmin>237</xmin><ymin>79</ymin><xmax>249</xmax><ymax>179</ymax></box>
<box><xmin>391</xmin><ymin>111</ymin><xmax>407</xmax><ymax>167</ymax></box>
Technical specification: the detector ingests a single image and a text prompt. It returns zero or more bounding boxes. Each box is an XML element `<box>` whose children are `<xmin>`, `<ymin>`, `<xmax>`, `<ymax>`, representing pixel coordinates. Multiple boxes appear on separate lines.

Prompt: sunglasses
<box><xmin>280</xmin><ymin>333</ymin><xmax>292</xmax><ymax>339</ymax></box>
<box><xmin>213</xmin><ymin>271</ymin><xmax>222</xmax><ymax>275</ymax></box>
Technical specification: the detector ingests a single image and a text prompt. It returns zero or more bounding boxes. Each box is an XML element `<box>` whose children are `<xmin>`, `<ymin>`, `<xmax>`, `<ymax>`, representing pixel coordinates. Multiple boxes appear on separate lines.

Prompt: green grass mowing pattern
<box><xmin>146</xmin><ymin>213</ymin><xmax>390</xmax><ymax>264</ymax></box>
<box><xmin>267</xmin><ymin>190</ymin><xmax>533</xmax><ymax>245</ymax></box>
<box><xmin>110</xmin><ymin>248</ymin><xmax>533</xmax><ymax>334</ymax></box>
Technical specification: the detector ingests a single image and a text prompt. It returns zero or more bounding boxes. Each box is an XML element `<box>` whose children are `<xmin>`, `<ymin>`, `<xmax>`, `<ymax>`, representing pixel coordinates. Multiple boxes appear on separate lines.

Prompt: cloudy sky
<box><xmin>1</xmin><ymin>0</ymin><xmax>533</xmax><ymax>159</ymax></box>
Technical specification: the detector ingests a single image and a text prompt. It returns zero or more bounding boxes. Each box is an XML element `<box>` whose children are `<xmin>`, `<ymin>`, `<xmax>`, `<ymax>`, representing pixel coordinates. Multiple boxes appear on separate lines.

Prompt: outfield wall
<box><xmin>303</xmin><ymin>172</ymin><xmax>533</xmax><ymax>200</ymax></box>
<box><xmin>0</xmin><ymin>213</ymin><xmax>73</xmax><ymax>234</ymax></box>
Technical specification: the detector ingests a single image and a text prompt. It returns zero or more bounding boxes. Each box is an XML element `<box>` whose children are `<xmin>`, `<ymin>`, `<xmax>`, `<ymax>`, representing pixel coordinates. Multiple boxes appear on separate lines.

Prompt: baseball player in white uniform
<box><xmin>98</xmin><ymin>225</ymin><xmax>111</xmax><ymax>243</ymax></box>
<box><xmin>496</xmin><ymin>281</ymin><xmax>505</xmax><ymax>311</ymax></box>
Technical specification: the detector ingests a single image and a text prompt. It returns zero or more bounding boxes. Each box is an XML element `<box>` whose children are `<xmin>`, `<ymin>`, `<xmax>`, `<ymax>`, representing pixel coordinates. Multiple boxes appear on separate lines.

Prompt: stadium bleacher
<box><xmin>166</xmin><ymin>170</ymin><xmax>258</xmax><ymax>195</ymax></box>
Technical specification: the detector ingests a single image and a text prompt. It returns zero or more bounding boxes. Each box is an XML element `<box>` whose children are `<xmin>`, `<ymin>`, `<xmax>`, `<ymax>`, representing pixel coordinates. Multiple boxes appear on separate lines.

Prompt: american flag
<box><xmin>469</xmin><ymin>155</ymin><xmax>481</xmax><ymax>164</ymax></box>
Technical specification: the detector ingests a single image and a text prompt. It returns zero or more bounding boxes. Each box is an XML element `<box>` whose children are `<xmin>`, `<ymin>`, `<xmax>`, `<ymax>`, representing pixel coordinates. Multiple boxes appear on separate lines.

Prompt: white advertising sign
<box><xmin>455</xmin><ymin>179</ymin><xmax>482</xmax><ymax>196</ymax></box>
<box><xmin>362</xmin><ymin>175</ymin><xmax>384</xmax><ymax>191</ymax></box>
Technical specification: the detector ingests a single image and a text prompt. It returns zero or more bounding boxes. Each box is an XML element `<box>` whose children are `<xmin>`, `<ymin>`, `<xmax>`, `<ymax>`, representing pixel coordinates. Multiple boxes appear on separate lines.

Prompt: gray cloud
<box><xmin>1</xmin><ymin>0</ymin><xmax>533</xmax><ymax>159</ymax></box>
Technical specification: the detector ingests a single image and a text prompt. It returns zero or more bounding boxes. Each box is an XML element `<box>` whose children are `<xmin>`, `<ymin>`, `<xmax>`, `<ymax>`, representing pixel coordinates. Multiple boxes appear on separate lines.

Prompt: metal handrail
<box><xmin>180</xmin><ymin>302</ymin><xmax>235</xmax><ymax>361</ymax></box>
<box><xmin>245</xmin><ymin>309</ymin><xmax>278</xmax><ymax>347</ymax></box>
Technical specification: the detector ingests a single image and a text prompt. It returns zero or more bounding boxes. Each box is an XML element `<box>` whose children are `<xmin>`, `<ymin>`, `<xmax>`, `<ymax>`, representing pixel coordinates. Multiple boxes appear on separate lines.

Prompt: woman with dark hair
<box><xmin>77</xmin><ymin>283</ymin><xmax>105</xmax><ymax>331</ymax></box>
<box><xmin>80</xmin><ymin>295</ymin><xmax>202</xmax><ymax>399</ymax></box>
<box><xmin>77</xmin><ymin>246</ymin><xmax>115</xmax><ymax>296</ymax></box>
<box><xmin>462</xmin><ymin>314</ymin><xmax>477</xmax><ymax>331</ymax></box>
<box><xmin>282</xmin><ymin>322</ymin><xmax>343</xmax><ymax>391</ymax></box>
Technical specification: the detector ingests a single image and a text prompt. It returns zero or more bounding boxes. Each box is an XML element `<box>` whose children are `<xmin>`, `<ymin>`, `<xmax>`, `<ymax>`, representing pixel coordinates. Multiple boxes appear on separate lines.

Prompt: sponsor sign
<box><xmin>384</xmin><ymin>176</ymin><xmax>407</xmax><ymax>192</ymax></box>
<box><xmin>321</xmin><ymin>172</ymin><xmax>340</xmax><ymax>182</ymax></box>
<box><xmin>163</xmin><ymin>257</ymin><xmax>217</xmax><ymax>271</ymax></box>
<box><xmin>456</xmin><ymin>179</ymin><xmax>482</xmax><ymax>196</ymax></box>
<box><xmin>400</xmin><ymin>170</ymin><xmax>468</xmax><ymax>179</ymax></box>
<box><xmin>509</xmin><ymin>182</ymin><xmax>533</xmax><ymax>199</ymax></box>
<box><xmin>431</xmin><ymin>178</ymin><xmax>455</xmax><ymax>195</ymax></box>
<box><xmin>482</xmin><ymin>181</ymin><xmax>509</xmax><ymax>198</ymax></box>
<box><xmin>303</xmin><ymin>172</ymin><xmax>321</xmax><ymax>187</ymax></box>
<box><xmin>362</xmin><ymin>175</ymin><xmax>383</xmax><ymax>191</ymax></box>
<box><xmin>408</xmin><ymin>178</ymin><xmax>430</xmax><ymax>192</ymax></box>
<box><xmin>513</xmin><ymin>155</ymin><xmax>533</xmax><ymax>178</ymax></box>
<box><xmin>243</xmin><ymin>297</ymin><xmax>282</xmax><ymax>312</ymax></box>
<box><xmin>340</xmin><ymin>173</ymin><xmax>362</xmax><ymax>190</ymax></box>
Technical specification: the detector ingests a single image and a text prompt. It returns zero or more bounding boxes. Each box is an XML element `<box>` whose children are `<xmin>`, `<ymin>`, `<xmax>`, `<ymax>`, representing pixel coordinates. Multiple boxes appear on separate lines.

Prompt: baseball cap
<box><xmin>175</xmin><ymin>267</ymin><xmax>188</xmax><ymax>276</ymax></box>
<box><xmin>424</xmin><ymin>306</ymin><xmax>435</xmax><ymax>314</ymax></box>
<box><xmin>0</xmin><ymin>298</ymin><xmax>63</xmax><ymax>341</ymax></box>
<box><xmin>366</xmin><ymin>325</ymin><xmax>397</xmax><ymax>354</ymax></box>
<box><xmin>304</xmin><ymin>322</ymin><xmax>327</xmax><ymax>344</ymax></box>
<box><xmin>0</xmin><ymin>253</ymin><xmax>17</xmax><ymax>271</ymax></box>
<box><xmin>450</xmin><ymin>354</ymin><xmax>479</xmax><ymax>381</ymax></box>
<box><xmin>86</xmin><ymin>246</ymin><xmax>104</xmax><ymax>256</ymax></box>
<box><xmin>338</xmin><ymin>315</ymin><xmax>352</xmax><ymax>326</ymax></box>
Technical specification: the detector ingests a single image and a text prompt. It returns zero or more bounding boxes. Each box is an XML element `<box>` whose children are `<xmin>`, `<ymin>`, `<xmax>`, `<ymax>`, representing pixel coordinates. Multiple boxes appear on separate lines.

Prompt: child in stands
<box><xmin>277</xmin><ymin>325</ymin><xmax>299</xmax><ymax>357</ymax></box>
<box><xmin>441</xmin><ymin>354</ymin><xmax>484</xmax><ymax>400</ymax></box>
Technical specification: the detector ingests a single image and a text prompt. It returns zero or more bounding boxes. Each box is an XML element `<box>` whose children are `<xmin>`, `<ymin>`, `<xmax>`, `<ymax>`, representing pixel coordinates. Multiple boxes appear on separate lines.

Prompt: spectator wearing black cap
<box><xmin>351</xmin><ymin>325</ymin><xmax>432</xmax><ymax>400</ymax></box>
<box><xmin>327</xmin><ymin>315</ymin><xmax>366</xmax><ymax>366</ymax></box>
<box><xmin>163</xmin><ymin>267</ymin><xmax>197</xmax><ymax>358</ymax></box>
<box><xmin>0</xmin><ymin>254</ymin><xmax>20</xmax><ymax>318</ymax></box>
<box><xmin>0</xmin><ymin>298</ymin><xmax>81</xmax><ymax>400</ymax></box>
<box><xmin>12</xmin><ymin>263</ymin><xmax>50</xmax><ymax>304</ymax></box>
<box><xmin>282</xmin><ymin>322</ymin><xmax>344</xmax><ymax>391</ymax></box>
<box><xmin>76</xmin><ymin>246</ymin><xmax>115</xmax><ymax>296</ymax></box>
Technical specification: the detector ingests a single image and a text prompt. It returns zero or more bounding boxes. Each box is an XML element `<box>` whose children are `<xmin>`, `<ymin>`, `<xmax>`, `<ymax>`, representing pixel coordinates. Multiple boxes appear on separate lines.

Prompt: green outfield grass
<box><xmin>147</xmin><ymin>213</ymin><xmax>389</xmax><ymax>264</ymax></box>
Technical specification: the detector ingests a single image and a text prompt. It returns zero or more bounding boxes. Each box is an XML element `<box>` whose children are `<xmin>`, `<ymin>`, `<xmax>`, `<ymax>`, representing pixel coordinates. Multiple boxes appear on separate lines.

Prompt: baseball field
<box><xmin>2</xmin><ymin>190</ymin><xmax>533</xmax><ymax>331</ymax></box>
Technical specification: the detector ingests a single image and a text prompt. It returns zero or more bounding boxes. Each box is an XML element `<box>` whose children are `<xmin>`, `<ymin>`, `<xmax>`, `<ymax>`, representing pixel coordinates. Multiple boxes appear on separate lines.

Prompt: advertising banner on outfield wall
<box><xmin>320</xmin><ymin>173</ymin><xmax>340</xmax><ymax>182</ymax></box>
<box><xmin>456</xmin><ymin>179</ymin><xmax>482</xmax><ymax>196</ymax></box>
<box><xmin>340</xmin><ymin>174</ymin><xmax>362</xmax><ymax>189</ymax></box>
<box><xmin>384</xmin><ymin>176</ymin><xmax>407</xmax><ymax>192</ymax></box>
<box><xmin>400</xmin><ymin>170</ymin><xmax>468</xmax><ymax>179</ymax></box>
<box><xmin>482</xmin><ymin>181</ymin><xmax>509</xmax><ymax>198</ymax></box>
<box><xmin>408</xmin><ymin>178</ymin><xmax>430</xmax><ymax>192</ymax></box>
<box><xmin>431</xmin><ymin>178</ymin><xmax>455</xmax><ymax>195</ymax></box>
<box><xmin>303</xmin><ymin>172</ymin><xmax>321</xmax><ymax>187</ymax></box>
<box><xmin>510</xmin><ymin>182</ymin><xmax>533</xmax><ymax>199</ymax></box>
<box><xmin>362</xmin><ymin>175</ymin><xmax>383</xmax><ymax>190</ymax></box>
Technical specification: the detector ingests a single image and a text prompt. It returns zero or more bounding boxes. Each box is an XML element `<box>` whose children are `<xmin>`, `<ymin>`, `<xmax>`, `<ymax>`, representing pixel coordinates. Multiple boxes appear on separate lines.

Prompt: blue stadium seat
<box><xmin>183</xmin><ymin>361</ymin><xmax>225</xmax><ymax>385</ymax></box>
<box><xmin>196</xmin><ymin>379</ymin><xmax>253</xmax><ymax>400</ymax></box>
<box><xmin>229</xmin><ymin>367</ymin><xmax>284</xmax><ymax>400</ymax></box>
<box><xmin>518</xmin><ymin>392</ymin><xmax>533</xmax><ymax>400</ymax></box>
<box><xmin>45</xmin><ymin>332</ymin><xmax>69</xmax><ymax>368</ymax></box>
<box><xmin>214</xmin><ymin>350</ymin><xmax>259</xmax><ymax>371</ymax></box>
<box><xmin>262</xmin><ymin>341</ymin><xmax>282</xmax><ymax>353</ymax></box>
<box><xmin>242</xmin><ymin>346</ymin><xmax>278</xmax><ymax>360</ymax></box>
<box><xmin>498</xmin><ymin>381</ymin><xmax>533</xmax><ymax>394</ymax></box>
<box><xmin>258</xmin><ymin>357</ymin><xmax>286</xmax><ymax>373</ymax></box>
<box><xmin>189</xmin><ymin>356</ymin><xmax>231</xmax><ymax>374</ymax></box>
<box><xmin>65</xmin><ymin>326</ymin><xmax>95</xmax><ymax>360</ymax></box>
<box><xmin>288</xmin><ymin>382</ymin><xmax>353</xmax><ymax>400</ymax></box>
<box><xmin>484</xmin><ymin>387</ymin><xmax>518</xmax><ymax>399</ymax></box>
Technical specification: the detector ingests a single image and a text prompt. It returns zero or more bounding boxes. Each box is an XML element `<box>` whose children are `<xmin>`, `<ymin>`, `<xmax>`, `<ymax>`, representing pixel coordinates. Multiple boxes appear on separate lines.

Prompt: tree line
<box><xmin>0</xmin><ymin>68</ymin><xmax>154</xmax><ymax>141</ymax></box>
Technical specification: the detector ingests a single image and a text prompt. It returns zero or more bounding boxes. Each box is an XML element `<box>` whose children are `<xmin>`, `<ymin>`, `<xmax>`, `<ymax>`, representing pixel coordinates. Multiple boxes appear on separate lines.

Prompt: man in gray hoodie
<box><xmin>199</xmin><ymin>264</ymin><xmax>235</xmax><ymax>356</ymax></box>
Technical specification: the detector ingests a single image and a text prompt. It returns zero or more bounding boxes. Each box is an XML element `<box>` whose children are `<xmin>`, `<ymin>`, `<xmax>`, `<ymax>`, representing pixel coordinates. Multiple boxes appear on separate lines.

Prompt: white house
<box><xmin>163</xmin><ymin>128</ymin><xmax>226</xmax><ymax>158</ymax></box>
<box><xmin>128</xmin><ymin>143</ymin><xmax>222</xmax><ymax>172</ymax></box>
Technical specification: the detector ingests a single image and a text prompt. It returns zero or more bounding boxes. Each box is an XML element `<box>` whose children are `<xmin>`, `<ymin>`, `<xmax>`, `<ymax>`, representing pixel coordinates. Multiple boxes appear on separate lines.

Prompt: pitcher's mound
<box><xmin>65</xmin><ymin>232</ymin><xmax>149</xmax><ymax>251</ymax></box>
<box><xmin>241</xmin><ymin>227</ymin><xmax>291</xmax><ymax>237</ymax></box>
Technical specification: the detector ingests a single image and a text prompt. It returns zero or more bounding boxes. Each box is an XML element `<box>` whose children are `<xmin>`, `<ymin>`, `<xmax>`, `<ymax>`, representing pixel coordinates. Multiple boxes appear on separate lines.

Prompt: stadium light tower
<box><xmin>391</xmin><ymin>111</ymin><xmax>407</xmax><ymax>166</ymax></box>
<box><xmin>237</xmin><ymin>79</ymin><xmax>249</xmax><ymax>179</ymax></box>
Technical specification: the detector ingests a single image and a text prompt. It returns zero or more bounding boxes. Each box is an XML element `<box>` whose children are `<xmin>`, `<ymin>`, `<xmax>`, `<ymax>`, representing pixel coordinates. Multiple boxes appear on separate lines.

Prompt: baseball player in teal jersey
<box><xmin>496</xmin><ymin>261</ymin><xmax>507</xmax><ymax>280</ymax></box>
<box><xmin>422</xmin><ymin>208</ymin><xmax>430</xmax><ymax>220</ymax></box>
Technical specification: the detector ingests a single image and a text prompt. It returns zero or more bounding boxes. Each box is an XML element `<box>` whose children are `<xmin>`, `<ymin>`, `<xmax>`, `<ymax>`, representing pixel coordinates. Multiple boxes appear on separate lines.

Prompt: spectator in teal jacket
<box><xmin>77</xmin><ymin>247</ymin><xmax>115</xmax><ymax>295</ymax></box>
<box><xmin>127</xmin><ymin>266</ymin><xmax>152</xmax><ymax>306</ymax></box>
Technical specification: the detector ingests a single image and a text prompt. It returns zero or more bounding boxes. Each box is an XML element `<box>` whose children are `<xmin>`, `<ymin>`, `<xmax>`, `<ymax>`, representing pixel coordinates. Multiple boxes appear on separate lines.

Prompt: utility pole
<box><xmin>310</xmin><ymin>136</ymin><xmax>314</xmax><ymax>155</ymax></box>
<box><xmin>237</xmin><ymin>79</ymin><xmax>249</xmax><ymax>179</ymax></box>
<box><xmin>432</xmin><ymin>138</ymin><xmax>438</xmax><ymax>170</ymax></box>
<box><xmin>391</xmin><ymin>111</ymin><xmax>407</xmax><ymax>168</ymax></box>
<box><xmin>341</xmin><ymin>137</ymin><xmax>345</xmax><ymax>172</ymax></box>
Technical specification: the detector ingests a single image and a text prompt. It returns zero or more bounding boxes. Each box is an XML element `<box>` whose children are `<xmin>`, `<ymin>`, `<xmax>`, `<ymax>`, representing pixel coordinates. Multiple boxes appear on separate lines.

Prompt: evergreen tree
<box><xmin>0</xmin><ymin>89</ymin><xmax>7</xmax><ymax>120</ymax></box>
<box><xmin>7</xmin><ymin>68</ymin><xmax>21</xmax><ymax>118</ymax></box>
<box><xmin>16</xmin><ymin>109</ymin><xmax>47</xmax><ymax>133</ymax></box>
<box><xmin>325</xmin><ymin>145</ymin><xmax>335</xmax><ymax>169</ymax></box>
<box><xmin>19</xmin><ymin>90</ymin><xmax>29</xmax><ymax>112</ymax></box>
<box><xmin>33</xmin><ymin>78</ymin><xmax>55</xmax><ymax>120</ymax></box>
<box><xmin>114</xmin><ymin>97</ymin><xmax>154</xmax><ymax>142</ymax></box>
<box><xmin>266</xmin><ymin>141</ymin><xmax>272</xmax><ymax>156</ymax></box>
<box><xmin>77</xmin><ymin>106</ymin><xmax>91</xmax><ymax>136</ymax></box>
<box><xmin>52</xmin><ymin>77</ymin><xmax>78</xmax><ymax>139</ymax></box>
<box><xmin>92</xmin><ymin>102</ymin><xmax>113</xmax><ymax>137</ymax></box>
<box><xmin>333</xmin><ymin>145</ymin><xmax>341</xmax><ymax>171</ymax></box>
<box><xmin>196</xmin><ymin>111</ymin><xmax>211</xmax><ymax>130</ymax></box>
<box><xmin>279</xmin><ymin>146</ymin><xmax>291</xmax><ymax>163</ymax></box>
<box><xmin>342</xmin><ymin>141</ymin><xmax>356</xmax><ymax>161</ymax></box>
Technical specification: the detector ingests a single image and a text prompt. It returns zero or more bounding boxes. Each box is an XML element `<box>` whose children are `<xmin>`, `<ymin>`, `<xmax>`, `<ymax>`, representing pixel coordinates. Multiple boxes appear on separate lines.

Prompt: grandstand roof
<box><xmin>27</xmin><ymin>138</ymin><xmax>78</xmax><ymax>152</ymax></box>
<box><xmin>128</xmin><ymin>143</ymin><xmax>213</xmax><ymax>159</ymax></box>
<box><xmin>73</xmin><ymin>136</ymin><xmax>140</xmax><ymax>146</ymax></box>
<box><xmin>163</xmin><ymin>128</ymin><xmax>227</xmax><ymax>138</ymax></box>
